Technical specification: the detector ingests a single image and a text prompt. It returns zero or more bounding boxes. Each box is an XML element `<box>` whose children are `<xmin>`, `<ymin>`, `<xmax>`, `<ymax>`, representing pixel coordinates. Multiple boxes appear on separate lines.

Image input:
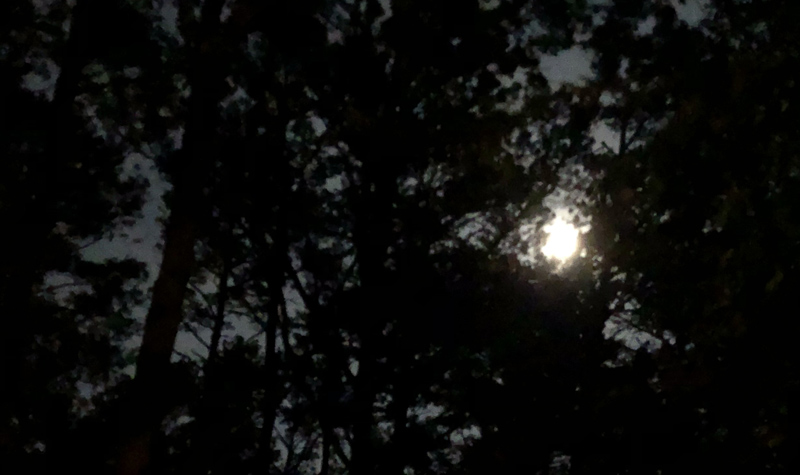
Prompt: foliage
<box><xmin>3</xmin><ymin>0</ymin><xmax>800</xmax><ymax>474</ymax></box>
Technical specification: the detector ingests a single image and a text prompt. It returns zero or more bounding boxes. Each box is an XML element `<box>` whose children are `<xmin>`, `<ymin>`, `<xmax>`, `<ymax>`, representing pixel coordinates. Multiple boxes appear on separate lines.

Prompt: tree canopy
<box><xmin>1</xmin><ymin>0</ymin><xmax>798</xmax><ymax>474</ymax></box>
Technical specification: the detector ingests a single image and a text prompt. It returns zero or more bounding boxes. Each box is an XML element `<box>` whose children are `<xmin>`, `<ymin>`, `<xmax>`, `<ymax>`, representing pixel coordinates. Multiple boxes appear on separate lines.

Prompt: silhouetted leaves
<box><xmin>4</xmin><ymin>0</ymin><xmax>800</xmax><ymax>474</ymax></box>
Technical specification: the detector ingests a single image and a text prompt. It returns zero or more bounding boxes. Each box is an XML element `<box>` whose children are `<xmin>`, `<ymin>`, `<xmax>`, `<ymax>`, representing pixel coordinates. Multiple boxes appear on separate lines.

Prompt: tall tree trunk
<box><xmin>184</xmin><ymin>254</ymin><xmax>230</xmax><ymax>475</ymax></box>
<box><xmin>259</xmin><ymin>111</ymin><xmax>293</xmax><ymax>473</ymax></box>
<box><xmin>260</xmin><ymin>299</ymin><xmax>280</xmax><ymax>471</ymax></box>
<box><xmin>115</xmin><ymin>188</ymin><xmax>200</xmax><ymax>475</ymax></box>
<box><xmin>318</xmin><ymin>424</ymin><xmax>332</xmax><ymax>475</ymax></box>
<box><xmin>115</xmin><ymin>1</ymin><xmax>227</xmax><ymax>474</ymax></box>
<box><xmin>261</xmin><ymin>254</ymin><xmax>293</xmax><ymax>472</ymax></box>
<box><xmin>237</xmin><ymin>82</ymin><xmax>295</xmax><ymax>472</ymax></box>
<box><xmin>384</xmin><ymin>366</ymin><xmax>413</xmax><ymax>475</ymax></box>
<box><xmin>0</xmin><ymin>0</ymin><xmax>90</xmax><ymax>464</ymax></box>
<box><xmin>349</xmin><ymin>135</ymin><xmax>396</xmax><ymax>475</ymax></box>
<box><xmin>207</xmin><ymin>256</ymin><xmax>231</xmax><ymax>369</ymax></box>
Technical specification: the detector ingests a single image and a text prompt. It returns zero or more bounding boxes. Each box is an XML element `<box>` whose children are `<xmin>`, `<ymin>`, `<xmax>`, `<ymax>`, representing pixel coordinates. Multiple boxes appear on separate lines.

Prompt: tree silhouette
<box><xmin>5</xmin><ymin>0</ymin><xmax>800</xmax><ymax>474</ymax></box>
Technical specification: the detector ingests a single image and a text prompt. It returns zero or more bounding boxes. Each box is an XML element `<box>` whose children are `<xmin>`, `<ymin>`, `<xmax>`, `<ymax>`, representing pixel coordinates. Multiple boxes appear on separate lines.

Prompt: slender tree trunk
<box><xmin>319</xmin><ymin>423</ymin><xmax>332</xmax><ymax>475</ymax></box>
<box><xmin>183</xmin><ymin>254</ymin><xmax>230</xmax><ymax>475</ymax></box>
<box><xmin>0</xmin><ymin>60</ymin><xmax>19</xmax><ymax>465</ymax></box>
<box><xmin>115</xmin><ymin>1</ymin><xmax>227</xmax><ymax>474</ymax></box>
<box><xmin>350</xmin><ymin>335</ymin><xmax>377</xmax><ymax>475</ymax></box>
<box><xmin>245</xmin><ymin>86</ymin><xmax>294</xmax><ymax>472</ymax></box>
<box><xmin>258</xmin><ymin>206</ymin><xmax>291</xmax><ymax>471</ymax></box>
<box><xmin>789</xmin><ymin>387</ymin><xmax>799</xmax><ymax>473</ymax></box>
<box><xmin>116</xmin><ymin>197</ymin><xmax>199</xmax><ymax>475</ymax></box>
<box><xmin>260</xmin><ymin>301</ymin><xmax>280</xmax><ymax>470</ymax></box>
<box><xmin>385</xmin><ymin>366</ymin><xmax>413</xmax><ymax>475</ymax></box>
<box><xmin>260</xmin><ymin>254</ymin><xmax>293</xmax><ymax>472</ymax></box>
<box><xmin>207</xmin><ymin>256</ymin><xmax>231</xmax><ymax>369</ymax></box>
<box><xmin>349</xmin><ymin>136</ymin><xmax>396</xmax><ymax>475</ymax></box>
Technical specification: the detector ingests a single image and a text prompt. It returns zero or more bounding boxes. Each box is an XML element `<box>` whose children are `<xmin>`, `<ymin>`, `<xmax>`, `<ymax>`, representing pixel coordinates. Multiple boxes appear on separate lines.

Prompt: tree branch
<box><xmin>181</xmin><ymin>320</ymin><xmax>211</xmax><ymax>350</ymax></box>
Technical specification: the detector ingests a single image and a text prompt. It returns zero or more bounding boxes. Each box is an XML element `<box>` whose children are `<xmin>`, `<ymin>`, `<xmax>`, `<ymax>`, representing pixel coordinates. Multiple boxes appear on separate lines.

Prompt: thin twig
<box><xmin>188</xmin><ymin>281</ymin><xmax>216</xmax><ymax>316</ymax></box>
<box><xmin>172</xmin><ymin>349</ymin><xmax>194</xmax><ymax>362</ymax></box>
<box><xmin>246</xmin><ymin>327</ymin><xmax>266</xmax><ymax>344</ymax></box>
<box><xmin>181</xmin><ymin>321</ymin><xmax>211</xmax><ymax>349</ymax></box>
<box><xmin>332</xmin><ymin>432</ymin><xmax>351</xmax><ymax>468</ymax></box>
<box><xmin>78</xmin><ymin>236</ymin><xmax>106</xmax><ymax>250</ymax></box>
<box><xmin>627</xmin><ymin>118</ymin><xmax>646</xmax><ymax>147</ymax></box>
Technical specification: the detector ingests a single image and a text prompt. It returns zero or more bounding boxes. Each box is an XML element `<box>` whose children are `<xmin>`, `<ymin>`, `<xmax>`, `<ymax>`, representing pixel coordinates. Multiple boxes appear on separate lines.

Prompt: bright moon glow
<box><xmin>541</xmin><ymin>218</ymin><xmax>579</xmax><ymax>261</ymax></box>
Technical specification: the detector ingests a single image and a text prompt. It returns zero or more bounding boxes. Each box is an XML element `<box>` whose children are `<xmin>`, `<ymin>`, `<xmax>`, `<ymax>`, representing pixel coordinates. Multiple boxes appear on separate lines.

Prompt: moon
<box><xmin>541</xmin><ymin>217</ymin><xmax>579</xmax><ymax>261</ymax></box>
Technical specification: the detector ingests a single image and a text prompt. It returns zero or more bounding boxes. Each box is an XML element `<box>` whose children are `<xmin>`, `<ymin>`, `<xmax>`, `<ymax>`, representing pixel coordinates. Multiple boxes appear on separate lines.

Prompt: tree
<box><xmin>1</xmin><ymin>0</ymin><xmax>155</xmax><ymax>471</ymax></box>
<box><xmin>11</xmin><ymin>1</ymin><xmax>800</xmax><ymax>474</ymax></box>
<box><xmin>563</xmin><ymin>0</ymin><xmax>800</xmax><ymax>471</ymax></box>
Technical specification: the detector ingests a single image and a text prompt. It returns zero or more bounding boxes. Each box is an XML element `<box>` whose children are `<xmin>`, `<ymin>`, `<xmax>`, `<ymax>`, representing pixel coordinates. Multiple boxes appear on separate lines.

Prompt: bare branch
<box><xmin>181</xmin><ymin>321</ymin><xmax>211</xmax><ymax>349</ymax></box>
<box><xmin>332</xmin><ymin>433</ymin><xmax>351</xmax><ymax>468</ymax></box>
<box><xmin>188</xmin><ymin>281</ymin><xmax>216</xmax><ymax>316</ymax></box>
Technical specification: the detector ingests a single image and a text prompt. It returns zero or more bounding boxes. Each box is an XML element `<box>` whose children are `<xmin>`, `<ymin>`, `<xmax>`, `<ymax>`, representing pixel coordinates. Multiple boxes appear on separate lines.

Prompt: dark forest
<box><xmin>1</xmin><ymin>0</ymin><xmax>798</xmax><ymax>473</ymax></box>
